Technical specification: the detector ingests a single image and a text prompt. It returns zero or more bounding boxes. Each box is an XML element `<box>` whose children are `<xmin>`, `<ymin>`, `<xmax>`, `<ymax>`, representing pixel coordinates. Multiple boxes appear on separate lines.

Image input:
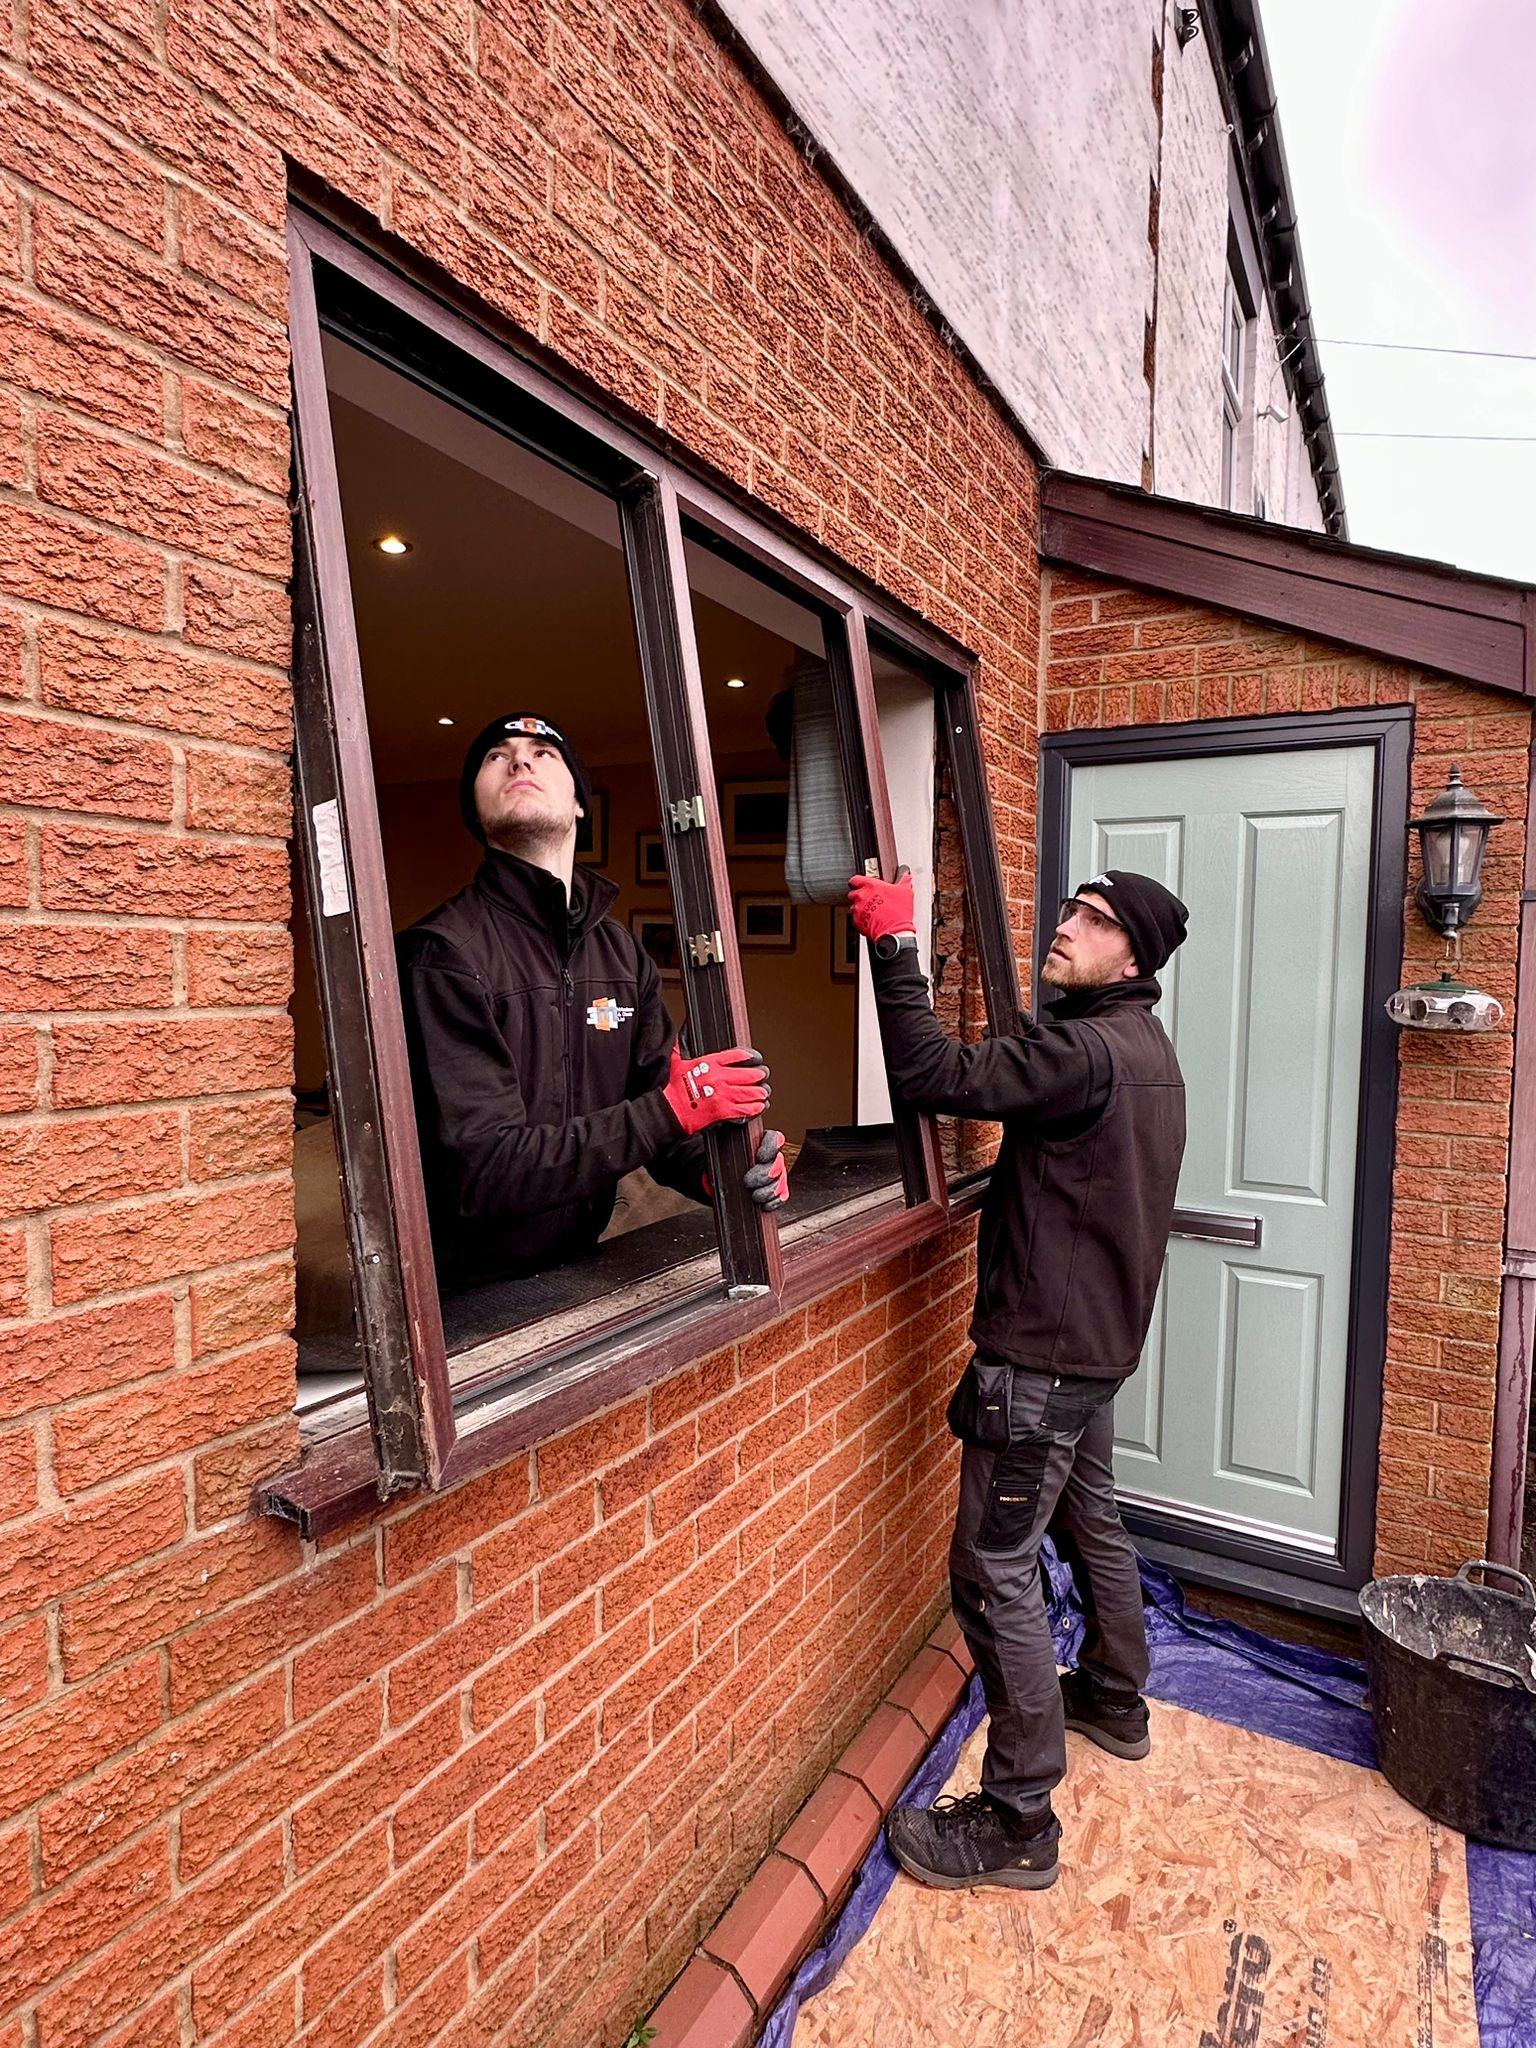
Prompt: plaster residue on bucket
<box><xmin>1362</xmin><ymin>1574</ymin><xmax>1536</xmax><ymax>1689</ymax></box>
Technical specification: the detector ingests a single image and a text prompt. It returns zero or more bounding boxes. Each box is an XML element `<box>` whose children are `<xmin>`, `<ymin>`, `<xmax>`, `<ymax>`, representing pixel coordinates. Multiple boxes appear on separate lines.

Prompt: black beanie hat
<box><xmin>459</xmin><ymin>714</ymin><xmax>593</xmax><ymax>846</ymax></box>
<box><xmin>1073</xmin><ymin>868</ymin><xmax>1189</xmax><ymax>976</ymax></box>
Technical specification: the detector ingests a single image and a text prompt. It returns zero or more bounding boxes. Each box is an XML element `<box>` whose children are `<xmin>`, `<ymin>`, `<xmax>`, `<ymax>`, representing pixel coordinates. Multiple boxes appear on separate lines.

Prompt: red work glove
<box><xmin>847</xmin><ymin>865</ymin><xmax>914</xmax><ymax>942</ymax></box>
<box><xmin>663</xmin><ymin>1043</ymin><xmax>771</xmax><ymax>1138</ymax></box>
<box><xmin>743</xmin><ymin>1129</ymin><xmax>790</xmax><ymax>1211</ymax></box>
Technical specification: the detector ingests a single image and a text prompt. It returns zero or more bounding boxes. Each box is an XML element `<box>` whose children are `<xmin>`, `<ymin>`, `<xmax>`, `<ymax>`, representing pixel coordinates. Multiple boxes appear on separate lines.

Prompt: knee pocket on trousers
<box><xmin>976</xmin><ymin>1434</ymin><xmax>1053</xmax><ymax>1552</ymax></box>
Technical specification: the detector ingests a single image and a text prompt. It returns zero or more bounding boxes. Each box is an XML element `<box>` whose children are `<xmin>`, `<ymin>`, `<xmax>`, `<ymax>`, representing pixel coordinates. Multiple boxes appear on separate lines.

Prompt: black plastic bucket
<box><xmin>1359</xmin><ymin>1558</ymin><xmax>1536</xmax><ymax>1850</ymax></box>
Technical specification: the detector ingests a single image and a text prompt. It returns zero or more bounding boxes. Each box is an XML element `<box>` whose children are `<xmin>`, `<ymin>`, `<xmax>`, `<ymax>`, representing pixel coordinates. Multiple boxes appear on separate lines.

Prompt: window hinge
<box><xmin>689</xmin><ymin>929</ymin><xmax>725</xmax><ymax>966</ymax></box>
<box><xmin>863</xmin><ymin>857</ymin><xmax>880</xmax><ymax>876</ymax></box>
<box><xmin>669</xmin><ymin>794</ymin><xmax>706</xmax><ymax>833</ymax></box>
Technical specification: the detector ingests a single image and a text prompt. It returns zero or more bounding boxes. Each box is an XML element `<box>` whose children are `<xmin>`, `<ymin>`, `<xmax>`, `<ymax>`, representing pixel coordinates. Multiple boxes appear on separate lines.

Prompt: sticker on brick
<box><xmin>311</xmin><ymin>799</ymin><xmax>350</xmax><ymax>917</ymax></box>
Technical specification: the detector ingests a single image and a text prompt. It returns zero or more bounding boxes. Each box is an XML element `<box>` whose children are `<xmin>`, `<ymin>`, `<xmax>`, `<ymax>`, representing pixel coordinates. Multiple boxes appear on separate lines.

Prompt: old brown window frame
<box><xmin>264</xmin><ymin>205</ymin><xmax>1018</xmax><ymax>1534</ymax></box>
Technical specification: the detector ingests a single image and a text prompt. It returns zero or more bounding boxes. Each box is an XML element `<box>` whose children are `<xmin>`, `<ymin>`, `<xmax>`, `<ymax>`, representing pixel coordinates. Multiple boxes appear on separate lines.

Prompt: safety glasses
<box><xmin>1057</xmin><ymin>896</ymin><xmax>1126</xmax><ymax>937</ymax></box>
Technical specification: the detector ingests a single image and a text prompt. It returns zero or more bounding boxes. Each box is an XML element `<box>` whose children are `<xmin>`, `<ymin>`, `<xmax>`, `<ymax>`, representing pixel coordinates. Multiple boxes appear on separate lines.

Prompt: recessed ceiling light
<box><xmin>437</xmin><ymin>716</ymin><xmax>455</xmax><ymax>726</ymax></box>
<box><xmin>725</xmin><ymin>676</ymin><xmax>747</xmax><ymax>689</ymax></box>
<box><xmin>374</xmin><ymin>535</ymin><xmax>412</xmax><ymax>556</ymax></box>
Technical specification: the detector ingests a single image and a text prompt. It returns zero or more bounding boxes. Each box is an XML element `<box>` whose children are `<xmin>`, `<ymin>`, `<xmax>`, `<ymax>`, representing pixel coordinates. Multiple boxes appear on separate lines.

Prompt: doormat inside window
<box><xmin>766</xmin><ymin>1555</ymin><xmax>1536</xmax><ymax>2048</ymax></box>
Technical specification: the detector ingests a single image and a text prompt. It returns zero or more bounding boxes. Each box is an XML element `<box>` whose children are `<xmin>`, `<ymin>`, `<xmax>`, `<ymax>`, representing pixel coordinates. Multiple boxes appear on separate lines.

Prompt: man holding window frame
<box><xmin>847</xmin><ymin>866</ymin><xmax>1188</xmax><ymax>1892</ymax></box>
<box><xmin>397</xmin><ymin>713</ymin><xmax>790</xmax><ymax>1289</ymax></box>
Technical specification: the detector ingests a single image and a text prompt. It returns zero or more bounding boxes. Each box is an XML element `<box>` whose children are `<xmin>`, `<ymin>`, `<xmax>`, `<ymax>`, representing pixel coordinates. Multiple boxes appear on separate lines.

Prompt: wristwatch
<box><xmin>871</xmin><ymin>931</ymin><xmax>920</xmax><ymax>961</ymax></box>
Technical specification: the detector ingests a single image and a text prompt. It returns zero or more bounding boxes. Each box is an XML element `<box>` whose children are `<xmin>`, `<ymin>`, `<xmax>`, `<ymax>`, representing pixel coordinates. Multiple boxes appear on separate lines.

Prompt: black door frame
<box><xmin>1038</xmin><ymin>706</ymin><xmax>1412</xmax><ymax>1608</ymax></box>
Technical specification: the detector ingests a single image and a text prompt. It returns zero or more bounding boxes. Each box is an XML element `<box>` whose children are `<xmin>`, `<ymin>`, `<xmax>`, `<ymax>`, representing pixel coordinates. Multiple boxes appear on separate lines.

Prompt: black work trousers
<box><xmin>949</xmin><ymin>1364</ymin><xmax>1150</xmax><ymax>1819</ymax></box>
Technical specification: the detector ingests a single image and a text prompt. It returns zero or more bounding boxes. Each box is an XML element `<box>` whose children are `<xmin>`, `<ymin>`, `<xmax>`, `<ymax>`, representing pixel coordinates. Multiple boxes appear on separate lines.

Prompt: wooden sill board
<box><xmin>793</xmin><ymin>1699</ymin><xmax>1476</xmax><ymax>2047</ymax></box>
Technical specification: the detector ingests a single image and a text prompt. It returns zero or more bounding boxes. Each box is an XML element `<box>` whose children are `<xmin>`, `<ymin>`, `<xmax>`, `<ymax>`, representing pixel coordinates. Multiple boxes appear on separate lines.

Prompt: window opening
<box><xmin>291</xmin><ymin>337</ymin><xmax>731</xmax><ymax>1418</ymax></box>
<box><xmin>279</xmin><ymin>213</ymin><xmax>1005</xmax><ymax>1504</ymax></box>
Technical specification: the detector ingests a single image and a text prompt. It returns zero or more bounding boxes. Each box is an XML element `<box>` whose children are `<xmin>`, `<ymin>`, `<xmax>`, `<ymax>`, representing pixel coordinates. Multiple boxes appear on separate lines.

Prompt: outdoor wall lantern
<box><xmin>1411</xmin><ymin>763</ymin><xmax>1503</xmax><ymax>936</ymax></box>
<box><xmin>1387</xmin><ymin>764</ymin><xmax>1505</xmax><ymax>1033</ymax></box>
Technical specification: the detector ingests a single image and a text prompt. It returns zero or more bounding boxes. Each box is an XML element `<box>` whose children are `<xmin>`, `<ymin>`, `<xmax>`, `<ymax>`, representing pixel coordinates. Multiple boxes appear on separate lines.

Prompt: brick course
<box><xmin>0</xmin><ymin>2</ymin><xmax>1035</xmax><ymax>2042</ymax></box>
<box><xmin>1043</xmin><ymin>566</ymin><xmax>1530</xmax><ymax>1577</ymax></box>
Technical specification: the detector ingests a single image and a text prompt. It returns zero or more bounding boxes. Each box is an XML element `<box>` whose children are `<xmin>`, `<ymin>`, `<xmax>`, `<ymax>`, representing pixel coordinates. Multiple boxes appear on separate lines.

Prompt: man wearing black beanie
<box><xmin>397</xmin><ymin>713</ymin><xmax>790</xmax><ymax>1288</ymax></box>
<box><xmin>847</xmin><ymin>862</ymin><xmax>1187</xmax><ymax>1894</ymax></box>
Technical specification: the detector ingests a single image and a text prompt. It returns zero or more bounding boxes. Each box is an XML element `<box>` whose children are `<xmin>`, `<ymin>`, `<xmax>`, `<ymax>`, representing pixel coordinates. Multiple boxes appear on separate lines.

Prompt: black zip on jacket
<box><xmin>869</xmin><ymin>953</ymin><xmax>1186</xmax><ymax>1378</ymax></box>
<box><xmin>396</xmin><ymin>851</ymin><xmax>707</xmax><ymax>1285</ymax></box>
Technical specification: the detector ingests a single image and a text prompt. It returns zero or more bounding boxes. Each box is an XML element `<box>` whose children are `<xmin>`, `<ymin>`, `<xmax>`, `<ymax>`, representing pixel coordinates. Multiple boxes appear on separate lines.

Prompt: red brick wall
<box><xmin>1044</xmin><ymin>568</ymin><xmax>1530</xmax><ymax>1576</ymax></box>
<box><xmin>0</xmin><ymin>4</ymin><xmax>1042</xmax><ymax>2043</ymax></box>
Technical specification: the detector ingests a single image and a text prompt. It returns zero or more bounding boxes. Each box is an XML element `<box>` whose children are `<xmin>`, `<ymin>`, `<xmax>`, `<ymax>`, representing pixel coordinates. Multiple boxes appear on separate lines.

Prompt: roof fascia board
<box><xmin>1041</xmin><ymin>473</ymin><xmax>1532</xmax><ymax>697</ymax></box>
<box><xmin>1202</xmin><ymin>0</ymin><xmax>1347</xmax><ymax>536</ymax></box>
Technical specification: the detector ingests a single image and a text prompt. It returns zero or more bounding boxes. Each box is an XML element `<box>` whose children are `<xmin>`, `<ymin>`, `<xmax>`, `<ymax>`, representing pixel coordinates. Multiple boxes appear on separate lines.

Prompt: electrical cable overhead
<box><xmin>1334</xmin><ymin>431</ymin><xmax>1536</xmax><ymax>443</ymax></box>
<box><xmin>1316</xmin><ymin>338</ymin><xmax>1536</xmax><ymax>364</ymax></box>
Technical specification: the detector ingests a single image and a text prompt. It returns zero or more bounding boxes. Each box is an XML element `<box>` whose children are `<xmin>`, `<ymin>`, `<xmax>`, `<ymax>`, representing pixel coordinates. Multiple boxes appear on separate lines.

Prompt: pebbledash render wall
<box><xmin>0</xmin><ymin>2</ymin><xmax>1044</xmax><ymax>2046</ymax></box>
<box><xmin>1043</xmin><ymin>566</ymin><xmax>1532</xmax><ymax>1580</ymax></box>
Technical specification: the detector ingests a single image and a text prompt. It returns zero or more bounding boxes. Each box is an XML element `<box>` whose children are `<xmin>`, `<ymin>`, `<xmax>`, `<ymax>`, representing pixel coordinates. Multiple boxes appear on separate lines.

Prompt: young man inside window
<box><xmin>398</xmin><ymin>715</ymin><xmax>789</xmax><ymax>1289</ymax></box>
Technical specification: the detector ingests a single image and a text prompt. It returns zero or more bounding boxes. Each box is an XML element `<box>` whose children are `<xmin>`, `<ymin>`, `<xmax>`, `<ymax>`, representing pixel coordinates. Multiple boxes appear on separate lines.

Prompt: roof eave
<box><xmin>1041</xmin><ymin>470</ymin><xmax>1536</xmax><ymax>697</ymax></box>
<box><xmin>1203</xmin><ymin>0</ymin><xmax>1347</xmax><ymax>539</ymax></box>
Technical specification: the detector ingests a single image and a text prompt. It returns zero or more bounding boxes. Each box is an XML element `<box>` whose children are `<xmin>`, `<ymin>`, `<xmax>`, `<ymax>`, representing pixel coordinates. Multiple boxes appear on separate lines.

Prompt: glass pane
<box><xmin>682</xmin><ymin>536</ymin><xmax>908</xmax><ymax>1229</ymax></box>
<box><xmin>868</xmin><ymin>638</ymin><xmax>987</xmax><ymax>1184</ymax></box>
<box><xmin>301</xmin><ymin>338</ymin><xmax>724</xmax><ymax>1398</ymax></box>
<box><xmin>1224</xmin><ymin>270</ymin><xmax>1245</xmax><ymax>387</ymax></box>
<box><xmin>1453</xmin><ymin>824</ymin><xmax>1485</xmax><ymax>888</ymax></box>
<box><xmin>1421</xmin><ymin>826</ymin><xmax>1453</xmax><ymax>890</ymax></box>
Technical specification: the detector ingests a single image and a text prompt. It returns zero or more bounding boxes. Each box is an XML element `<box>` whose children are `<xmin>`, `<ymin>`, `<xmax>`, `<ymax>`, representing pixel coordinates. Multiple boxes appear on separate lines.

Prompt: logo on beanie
<box><xmin>587</xmin><ymin>997</ymin><xmax>635</xmax><ymax>1032</ymax></box>
<box><xmin>1086</xmin><ymin>874</ymin><xmax>1114</xmax><ymax>890</ymax></box>
<box><xmin>504</xmin><ymin>716</ymin><xmax>565</xmax><ymax>742</ymax></box>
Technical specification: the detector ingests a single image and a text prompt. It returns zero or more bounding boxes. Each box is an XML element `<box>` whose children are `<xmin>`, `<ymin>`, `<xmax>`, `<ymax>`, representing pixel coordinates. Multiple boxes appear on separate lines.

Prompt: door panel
<box><xmin>1068</xmin><ymin>746</ymin><xmax>1374</xmax><ymax>1556</ymax></box>
<box><xmin>1220</xmin><ymin>1264</ymin><xmax>1321</xmax><ymax>1490</ymax></box>
<box><xmin>1115</xmin><ymin>1278</ymin><xmax>1167</xmax><ymax>1463</ymax></box>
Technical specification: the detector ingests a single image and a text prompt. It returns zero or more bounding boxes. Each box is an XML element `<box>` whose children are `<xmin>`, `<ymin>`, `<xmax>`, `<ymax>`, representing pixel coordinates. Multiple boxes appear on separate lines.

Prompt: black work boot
<box><xmin>885</xmin><ymin>1791</ymin><xmax>1060</xmax><ymax>1890</ymax></box>
<box><xmin>1059</xmin><ymin>1667</ymin><xmax>1151</xmax><ymax>1759</ymax></box>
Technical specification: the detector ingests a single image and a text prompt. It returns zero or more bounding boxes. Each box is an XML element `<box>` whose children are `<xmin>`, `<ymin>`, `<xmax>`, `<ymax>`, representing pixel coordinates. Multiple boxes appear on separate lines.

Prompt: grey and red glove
<box><xmin>662</xmin><ymin>1043</ymin><xmax>771</xmax><ymax>1138</ymax></box>
<box><xmin>847</xmin><ymin>864</ymin><xmax>914</xmax><ymax>942</ymax></box>
<box><xmin>744</xmin><ymin>1129</ymin><xmax>790</xmax><ymax>1211</ymax></box>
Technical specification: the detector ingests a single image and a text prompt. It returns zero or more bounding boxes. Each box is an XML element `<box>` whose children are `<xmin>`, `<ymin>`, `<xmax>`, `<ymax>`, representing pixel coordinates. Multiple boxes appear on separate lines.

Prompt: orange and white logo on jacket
<box><xmin>586</xmin><ymin>997</ymin><xmax>636</xmax><ymax>1032</ymax></box>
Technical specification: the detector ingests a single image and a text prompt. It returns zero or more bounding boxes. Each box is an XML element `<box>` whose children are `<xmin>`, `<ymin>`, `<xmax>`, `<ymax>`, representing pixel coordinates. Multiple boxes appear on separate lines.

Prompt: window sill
<box><xmin>260</xmin><ymin>1172</ymin><xmax>989</xmax><ymax>1538</ymax></box>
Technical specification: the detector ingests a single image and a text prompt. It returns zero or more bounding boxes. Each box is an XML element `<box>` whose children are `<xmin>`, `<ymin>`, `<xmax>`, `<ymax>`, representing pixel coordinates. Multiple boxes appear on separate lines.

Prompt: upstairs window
<box><xmin>1220</xmin><ymin>265</ymin><xmax>1247</xmax><ymax>510</ymax></box>
<box><xmin>1219</xmin><ymin>246</ymin><xmax>1261</xmax><ymax>516</ymax></box>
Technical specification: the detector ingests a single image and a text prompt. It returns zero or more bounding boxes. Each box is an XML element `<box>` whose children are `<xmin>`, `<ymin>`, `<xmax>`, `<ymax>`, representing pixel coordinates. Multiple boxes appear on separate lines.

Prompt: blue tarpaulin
<box><xmin>762</xmin><ymin>1547</ymin><xmax>1536</xmax><ymax>2047</ymax></box>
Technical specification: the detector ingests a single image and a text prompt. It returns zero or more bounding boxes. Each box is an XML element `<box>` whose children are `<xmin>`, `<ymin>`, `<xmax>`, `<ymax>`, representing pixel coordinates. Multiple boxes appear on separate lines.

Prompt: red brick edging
<box><xmin>645</xmin><ymin>1617</ymin><xmax>976</xmax><ymax>2046</ymax></box>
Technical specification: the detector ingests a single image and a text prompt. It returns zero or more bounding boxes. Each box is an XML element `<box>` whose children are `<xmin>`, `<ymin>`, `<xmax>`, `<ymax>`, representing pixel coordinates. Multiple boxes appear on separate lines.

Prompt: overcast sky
<box><xmin>1260</xmin><ymin>0</ymin><xmax>1536</xmax><ymax>581</ymax></box>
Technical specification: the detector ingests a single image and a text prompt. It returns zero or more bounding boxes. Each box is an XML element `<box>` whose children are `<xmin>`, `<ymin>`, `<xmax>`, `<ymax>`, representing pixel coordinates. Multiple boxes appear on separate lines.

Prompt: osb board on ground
<box><xmin>792</xmin><ymin>1700</ymin><xmax>1476</xmax><ymax>2048</ymax></box>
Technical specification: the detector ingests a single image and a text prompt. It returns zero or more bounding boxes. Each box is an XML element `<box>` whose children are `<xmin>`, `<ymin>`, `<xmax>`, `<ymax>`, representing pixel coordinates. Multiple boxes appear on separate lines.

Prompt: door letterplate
<box><xmin>688</xmin><ymin>930</ymin><xmax>725</xmax><ymax>966</ymax></box>
<box><xmin>1171</xmin><ymin>1208</ymin><xmax>1262</xmax><ymax>1247</ymax></box>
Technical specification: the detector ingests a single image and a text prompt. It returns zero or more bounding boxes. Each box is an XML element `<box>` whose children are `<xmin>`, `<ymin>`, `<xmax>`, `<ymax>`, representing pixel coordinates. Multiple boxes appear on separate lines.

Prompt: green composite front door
<box><xmin>1067</xmin><ymin>745</ymin><xmax>1375</xmax><ymax>1559</ymax></box>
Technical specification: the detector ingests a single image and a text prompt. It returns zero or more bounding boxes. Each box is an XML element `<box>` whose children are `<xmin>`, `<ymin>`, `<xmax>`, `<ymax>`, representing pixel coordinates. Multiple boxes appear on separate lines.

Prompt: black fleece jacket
<box><xmin>870</xmin><ymin>955</ymin><xmax>1186</xmax><ymax>1377</ymax></box>
<box><xmin>396</xmin><ymin>852</ymin><xmax>707</xmax><ymax>1284</ymax></box>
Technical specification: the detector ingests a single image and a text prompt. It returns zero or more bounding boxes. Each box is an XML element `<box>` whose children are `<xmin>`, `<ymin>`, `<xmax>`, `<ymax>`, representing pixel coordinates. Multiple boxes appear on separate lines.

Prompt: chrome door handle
<box><xmin>1172</xmin><ymin>1207</ymin><xmax>1262</xmax><ymax>1247</ymax></box>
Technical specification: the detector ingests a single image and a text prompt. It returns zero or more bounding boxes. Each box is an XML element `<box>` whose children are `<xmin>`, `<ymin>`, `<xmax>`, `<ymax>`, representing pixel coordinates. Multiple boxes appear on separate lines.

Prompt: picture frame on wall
<box><xmin>830</xmin><ymin>906</ymin><xmax>860</xmax><ymax>980</ymax></box>
<box><xmin>574</xmin><ymin>788</ymin><xmax>609</xmax><ymax>866</ymax></box>
<box><xmin>721</xmin><ymin>779</ymin><xmax>789</xmax><ymax>857</ymax></box>
<box><xmin>636</xmin><ymin>830</ymin><xmax>668</xmax><ymax>886</ymax></box>
<box><xmin>735</xmin><ymin>894</ymin><xmax>796</xmax><ymax>952</ymax></box>
<box><xmin>629</xmin><ymin>907</ymin><xmax>681</xmax><ymax>982</ymax></box>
